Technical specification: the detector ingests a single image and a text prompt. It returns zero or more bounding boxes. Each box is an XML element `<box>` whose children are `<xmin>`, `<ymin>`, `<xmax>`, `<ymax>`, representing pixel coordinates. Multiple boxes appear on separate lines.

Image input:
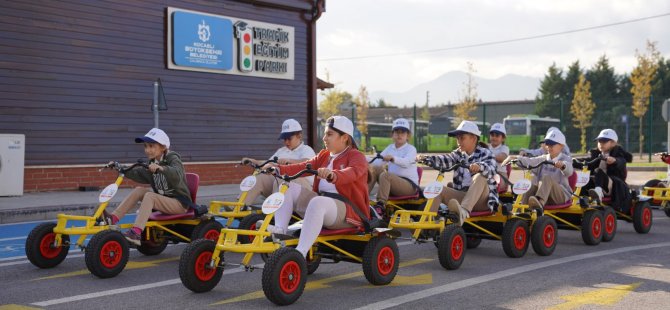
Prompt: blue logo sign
<box><xmin>172</xmin><ymin>11</ymin><xmax>233</xmax><ymax>70</ymax></box>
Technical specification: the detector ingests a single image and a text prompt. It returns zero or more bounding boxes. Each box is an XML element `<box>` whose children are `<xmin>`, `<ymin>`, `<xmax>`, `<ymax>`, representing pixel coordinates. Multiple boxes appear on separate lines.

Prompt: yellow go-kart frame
<box><xmin>25</xmin><ymin>161</ymin><xmax>222</xmax><ymax>279</ymax></box>
<box><xmin>179</xmin><ymin>165</ymin><xmax>400</xmax><ymax>306</ymax></box>
<box><xmin>640</xmin><ymin>152</ymin><xmax>670</xmax><ymax>217</ymax></box>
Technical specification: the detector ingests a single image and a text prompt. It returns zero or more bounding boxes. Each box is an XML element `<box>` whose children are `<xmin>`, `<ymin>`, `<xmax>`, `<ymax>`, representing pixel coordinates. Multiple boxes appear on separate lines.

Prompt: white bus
<box><xmin>502</xmin><ymin>115</ymin><xmax>560</xmax><ymax>151</ymax></box>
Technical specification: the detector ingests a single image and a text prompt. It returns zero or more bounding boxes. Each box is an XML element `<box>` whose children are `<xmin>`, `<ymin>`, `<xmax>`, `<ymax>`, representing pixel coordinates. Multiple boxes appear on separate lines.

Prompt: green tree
<box><xmin>535</xmin><ymin>62</ymin><xmax>564</xmax><ymax>118</ymax></box>
<box><xmin>631</xmin><ymin>41</ymin><xmax>661</xmax><ymax>157</ymax></box>
<box><xmin>571</xmin><ymin>74</ymin><xmax>596</xmax><ymax>153</ymax></box>
<box><xmin>373</xmin><ymin>98</ymin><xmax>397</xmax><ymax>108</ymax></box>
<box><xmin>420</xmin><ymin>91</ymin><xmax>431</xmax><ymax>121</ymax></box>
<box><xmin>452</xmin><ymin>62</ymin><xmax>478</xmax><ymax>127</ymax></box>
<box><xmin>586</xmin><ymin>55</ymin><xmax>621</xmax><ymax>101</ymax></box>
<box><xmin>318</xmin><ymin>88</ymin><xmax>352</xmax><ymax>119</ymax></box>
<box><xmin>353</xmin><ymin>85</ymin><xmax>370</xmax><ymax>136</ymax></box>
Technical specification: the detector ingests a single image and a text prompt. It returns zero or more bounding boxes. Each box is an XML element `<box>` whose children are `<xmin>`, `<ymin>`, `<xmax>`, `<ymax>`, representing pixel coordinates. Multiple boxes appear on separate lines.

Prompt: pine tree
<box><xmin>570</xmin><ymin>74</ymin><xmax>596</xmax><ymax>152</ymax></box>
<box><xmin>535</xmin><ymin>63</ymin><xmax>564</xmax><ymax>118</ymax></box>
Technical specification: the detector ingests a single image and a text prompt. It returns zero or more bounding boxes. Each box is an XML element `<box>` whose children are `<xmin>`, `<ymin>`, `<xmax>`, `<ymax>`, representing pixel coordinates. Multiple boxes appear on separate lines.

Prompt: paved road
<box><xmin>1</xmin><ymin>210</ymin><xmax>669</xmax><ymax>309</ymax></box>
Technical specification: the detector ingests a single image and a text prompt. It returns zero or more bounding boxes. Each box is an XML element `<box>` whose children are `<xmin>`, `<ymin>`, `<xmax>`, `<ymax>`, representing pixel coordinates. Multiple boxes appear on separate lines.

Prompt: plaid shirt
<box><xmin>428</xmin><ymin>145</ymin><xmax>499</xmax><ymax>211</ymax></box>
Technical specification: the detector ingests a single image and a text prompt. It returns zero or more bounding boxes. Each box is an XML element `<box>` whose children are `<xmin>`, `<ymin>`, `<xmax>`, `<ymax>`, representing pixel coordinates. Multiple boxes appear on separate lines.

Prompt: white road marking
<box><xmin>355</xmin><ymin>242</ymin><xmax>670</xmax><ymax>310</ymax></box>
<box><xmin>0</xmin><ymin>236</ymin><xmax>27</xmax><ymax>242</ymax></box>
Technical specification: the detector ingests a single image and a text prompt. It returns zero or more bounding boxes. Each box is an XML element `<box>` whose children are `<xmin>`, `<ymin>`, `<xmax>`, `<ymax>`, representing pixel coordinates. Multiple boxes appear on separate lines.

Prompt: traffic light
<box><xmin>234</xmin><ymin>21</ymin><xmax>253</xmax><ymax>72</ymax></box>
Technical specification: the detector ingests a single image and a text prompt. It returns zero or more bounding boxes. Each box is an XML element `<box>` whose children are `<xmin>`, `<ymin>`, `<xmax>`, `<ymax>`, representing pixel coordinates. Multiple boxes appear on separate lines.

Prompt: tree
<box><xmin>318</xmin><ymin>88</ymin><xmax>352</xmax><ymax>119</ymax></box>
<box><xmin>420</xmin><ymin>91</ymin><xmax>431</xmax><ymax>121</ymax></box>
<box><xmin>452</xmin><ymin>62</ymin><xmax>478</xmax><ymax>127</ymax></box>
<box><xmin>373</xmin><ymin>98</ymin><xmax>397</xmax><ymax>108</ymax></box>
<box><xmin>586</xmin><ymin>54</ymin><xmax>621</xmax><ymax>101</ymax></box>
<box><xmin>570</xmin><ymin>74</ymin><xmax>596</xmax><ymax>153</ymax></box>
<box><xmin>353</xmin><ymin>85</ymin><xmax>370</xmax><ymax>136</ymax></box>
<box><xmin>535</xmin><ymin>62</ymin><xmax>564</xmax><ymax>118</ymax></box>
<box><xmin>630</xmin><ymin>41</ymin><xmax>661</xmax><ymax>157</ymax></box>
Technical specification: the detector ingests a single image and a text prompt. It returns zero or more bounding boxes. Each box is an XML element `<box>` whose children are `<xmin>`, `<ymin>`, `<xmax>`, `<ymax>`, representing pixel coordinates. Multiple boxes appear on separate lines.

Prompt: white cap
<box><xmin>547</xmin><ymin>127</ymin><xmax>559</xmax><ymax>134</ymax></box>
<box><xmin>543</xmin><ymin>129</ymin><xmax>566</xmax><ymax>146</ymax></box>
<box><xmin>448</xmin><ymin>120</ymin><xmax>481</xmax><ymax>137</ymax></box>
<box><xmin>135</xmin><ymin>128</ymin><xmax>170</xmax><ymax>149</ymax></box>
<box><xmin>392</xmin><ymin>118</ymin><xmax>411</xmax><ymax>131</ymax></box>
<box><xmin>489</xmin><ymin>123</ymin><xmax>506</xmax><ymax>136</ymax></box>
<box><xmin>595</xmin><ymin>129</ymin><xmax>618</xmax><ymax>142</ymax></box>
<box><xmin>327</xmin><ymin>115</ymin><xmax>354</xmax><ymax>137</ymax></box>
<box><xmin>278</xmin><ymin>119</ymin><xmax>302</xmax><ymax>140</ymax></box>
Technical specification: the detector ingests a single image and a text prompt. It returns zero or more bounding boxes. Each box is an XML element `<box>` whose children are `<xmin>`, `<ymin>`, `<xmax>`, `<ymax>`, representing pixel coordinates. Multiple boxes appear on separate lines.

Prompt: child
<box><xmin>368</xmin><ymin>118</ymin><xmax>419</xmax><ymax>218</ymax></box>
<box><xmin>507</xmin><ymin>129</ymin><xmax>573</xmax><ymax>209</ymax></box>
<box><xmin>488</xmin><ymin>123</ymin><xmax>510</xmax><ymax>191</ymax></box>
<box><xmin>105</xmin><ymin>128</ymin><xmax>192</xmax><ymax>246</ymax></box>
<box><xmin>241</xmin><ymin>119</ymin><xmax>316</xmax><ymax>207</ymax></box>
<box><xmin>578</xmin><ymin>129</ymin><xmax>632</xmax><ymax>209</ymax></box>
<box><xmin>520</xmin><ymin>127</ymin><xmax>571</xmax><ymax>156</ymax></box>
<box><xmin>420</xmin><ymin>121</ymin><xmax>499</xmax><ymax>226</ymax></box>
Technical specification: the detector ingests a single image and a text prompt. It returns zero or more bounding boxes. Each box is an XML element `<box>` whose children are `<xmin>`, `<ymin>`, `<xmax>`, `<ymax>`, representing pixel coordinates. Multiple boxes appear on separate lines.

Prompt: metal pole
<box><xmin>153</xmin><ymin>81</ymin><xmax>159</xmax><ymax>128</ymax></box>
<box><xmin>559</xmin><ymin>99</ymin><xmax>564</xmax><ymax>132</ymax></box>
<box><xmin>413</xmin><ymin>103</ymin><xmax>417</xmax><ymax>148</ymax></box>
<box><xmin>648</xmin><ymin>95</ymin><xmax>653</xmax><ymax>163</ymax></box>
<box><xmin>482</xmin><ymin>102</ymin><xmax>487</xmax><ymax>142</ymax></box>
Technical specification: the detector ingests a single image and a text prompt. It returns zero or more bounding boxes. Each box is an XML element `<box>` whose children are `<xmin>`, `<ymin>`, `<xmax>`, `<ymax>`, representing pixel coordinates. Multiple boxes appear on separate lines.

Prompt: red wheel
<box><xmin>203</xmin><ymin>229</ymin><xmax>220</xmax><ymax>241</ymax></box>
<box><xmin>39</xmin><ymin>232</ymin><xmax>61</xmax><ymax>259</ymax></box>
<box><xmin>531</xmin><ymin>216</ymin><xmax>557</xmax><ymax>256</ymax></box>
<box><xmin>99</xmin><ymin>240</ymin><xmax>123</xmax><ymax>268</ymax></box>
<box><xmin>237</xmin><ymin>214</ymin><xmax>265</xmax><ymax>244</ymax></box>
<box><xmin>602</xmin><ymin>207</ymin><xmax>617</xmax><ymax>242</ymax></box>
<box><xmin>191</xmin><ymin>219</ymin><xmax>223</xmax><ymax>242</ymax></box>
<box><xmin>438</xmin><ymin>225</ymin><xmax>466</xmax><ymax>269</ymax></box>
<box><xmin>376</xmin><ymin>246</ymin><xmax>395</xmax><ymax>276</ymax></box>
<box><xmin>279</xmin><ymin>261</ymin><xmax>301</xmax><ymax>294</ymax></box>
<box><xmin>451</xmin><ymin>234</ymin><xmax>464</xmax><ymax>261</ymax></box>
<box><xmin>194</xmin><ymin>251</ymin><xmax>216</xmax><ymax>281</ymax></box>
<box><xmin>262</xmin><ymin>247</ymin><xmax>307</xmax><ymax>305</ymax></box>
<box><xmin>513</xmin><ymin>226</ymin><xmax>527</xmax><ymax>250</ymax></box>
<box><xmin>363</xmin><ymin>236</ymin><xmax>399</xmax><ymax>284</ymax></box>
<box><xmin>179</xmin><ymin>239</ymin><xmax>224</xmax><ymax>293</ymax></box>
<box><xmin>26</xmin><ymin>222</ymin><xmax>70</xmax><ymax>268</ymax></box>
<box><xmin>502</xmin><ymin>218</ymin><xmax>529</xmax><ymax>258</ymax></box>
<box><xmin>581</xmin><ymin>210</ymin><xmax>603</xmax><ymax>245</ymax></box>
<box><xmin>633</xmin><ymin>201</ymin><xmax>652</xmax><ymax>234</ymax></box>
<box><xmin>85</xmin><ymin>230</ymin><xmax>129</xmax><ymax>278</ymax></box>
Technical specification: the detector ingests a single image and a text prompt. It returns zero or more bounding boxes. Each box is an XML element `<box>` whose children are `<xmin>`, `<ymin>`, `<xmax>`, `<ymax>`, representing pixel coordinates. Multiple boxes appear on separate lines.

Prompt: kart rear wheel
<box><xmin>502</xmin><ymin>218</ymin><xmax>529</xmax><ymax>258</ymax></box>
<box><xmin>466</xmin><ymin>236</ymin><xmax>482</xmax><ymax>249</ymax></box>
<box><xmin>136</xmin><ymin>229</ymin><xmax>169</xmax><ymax>256</ymax></box>
<box><xmin>25</xmin><ymin>222</ymin><xmax>70</xmax><ymax>268</ymax></box>
<box><xmin>581</xmin><ymin>210</ymin><xmax>603</xmax><ymax>245</ymax></box>
<box><xmin>179</xmin><ymin>239</ymin><xmax>224</xmax><ymax>293</ymax></box>
<box><xmin>237</xmin><ymin>213</ymin><xmax>265</xmax><ymax>244</ymax></box>
<box><xmin>262</xmin><ymin>247</ymin><xmax>307</xmax><ymax>306</ymax></box>
<box><xmin>664</xmin><ymin>206</ymin><xmax>670</xmax><ymax>218</ymax></box>
<box><xmin>602</xmin><ymin>207</ymin><xmax>617</xmax><ymax>242</ymax></box>
<box><xmin>362</xmin><ymin>236</ymin><xmax>399</xmax><ymax>285</ymax></box>
<box><xmin>633</xmin><ymin>201</ymin><xmax>652</xmax><ymax>234</ymax></box>
<box><xmin>85</xmin><ymin>230</ymin><xmax>129</xmax><ymax>278</ymax></box>
<box><xmin>437</xmin><ymin>225</ymin><xmax>466</xmax><ymax>269</ymax></box>
<box><xmin>192</xmin><ymin>219</ymin><xmax>223</xmax><ymax>242</ymax></box>
<box><xmin>531</xmin><ymin>216</ymin><xmax>557</xmax><ymax>256</ymax></box>
<box><xmin>306</xmin><ymin>253</ymin><xmax>321</xmax><ymax>275</ymax></box>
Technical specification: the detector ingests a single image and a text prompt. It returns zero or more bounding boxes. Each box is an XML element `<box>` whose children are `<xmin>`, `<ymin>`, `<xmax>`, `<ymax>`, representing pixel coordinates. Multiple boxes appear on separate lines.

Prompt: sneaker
<box><xmin>528</xmin><ymin>196</ymin><xmax>544</xmax><ymax>211</ymax></box>
<box><xmin>123</xmin><ymin>229</ymin><xmax>141</xmax><ymax>246</ymax></box>
<box><xmin>97</xmin><ymin>209</ymin><xmax>117</xmax><ymax>225</ymax></box>
<box><xmin>589</xmin><ymin>187</ymin><xmax>604</xmax><ymax>204</ymax></box>
<box><xmin>256</xmin><ymin>220</ymin><xmax>287</xmax><ymax>235</ymax></box>
<box><xmin>447</xmin><ymin>199</ymin><xmax>469</xmax><ymax>226</ymax></box>
<box><xmin>370</xmin><ymin>201</ymin><xmax>386</xmax><ymax>220</ymax></box>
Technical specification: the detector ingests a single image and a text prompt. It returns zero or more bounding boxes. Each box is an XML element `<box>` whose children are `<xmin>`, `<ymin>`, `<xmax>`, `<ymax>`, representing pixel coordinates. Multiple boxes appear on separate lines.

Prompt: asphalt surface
<box><xmin>1</xmin><ymin>210</ymin><xmax>669</xmax><ymax>309</ymax></box>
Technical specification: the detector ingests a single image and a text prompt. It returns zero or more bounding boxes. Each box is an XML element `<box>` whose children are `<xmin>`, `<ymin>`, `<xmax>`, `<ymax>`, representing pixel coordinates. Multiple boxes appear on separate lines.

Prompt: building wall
<box><xmin>0</xmin><ymin>0</ymin><xmax>318</xmax><ymax>191</ymax></box>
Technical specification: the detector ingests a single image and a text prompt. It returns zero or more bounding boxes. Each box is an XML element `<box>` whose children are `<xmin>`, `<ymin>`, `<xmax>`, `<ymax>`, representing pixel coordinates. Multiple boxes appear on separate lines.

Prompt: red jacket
<box><xmin>278</xmin><ymin>147</ymin><xmax>370</xmax><ymax>228</ymax></box>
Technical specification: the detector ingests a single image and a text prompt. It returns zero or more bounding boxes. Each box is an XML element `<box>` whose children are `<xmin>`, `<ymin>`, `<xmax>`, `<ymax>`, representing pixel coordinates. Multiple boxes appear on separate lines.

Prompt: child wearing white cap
<box><xmin>241</xmin><ymin>119</ymin><xmax>316</xmax><ymax>206</ymax></box>
<box><xmin>261</xmin><ymin>116</ymin><xmax>370</xmax><ymax>260</ymax></box>
<box><xmin>506</xmin><ymin>129</ymin><xmax>573</xmax><ymax>210</ymax></box>
<box><xmin>419</xmin><ymin>121</ymin><xmax>500</xmax><ymax>226</ymax></box>
<box><xmin>520</xmin><ymin>127</ymin><xmax>571</xmax><ymax>157</ymax></box>
<box><xmin>105</xmin><ymin>128</ymin><xmax>192</xmax><ymax>246</ymax></box>
<box><xmin>488</xmin><ymin>123</ymin><xmax>510</xmax><ymax>191</ymax></box>
<box><xmin>368</xmin><ymin>118</ymin><xmax>419</xmax><ymax>218</ymax></box>
<box><xmin>576</xmin><ymin>129</ymin><xmax>632</xmax><ymax>208</ymax></box>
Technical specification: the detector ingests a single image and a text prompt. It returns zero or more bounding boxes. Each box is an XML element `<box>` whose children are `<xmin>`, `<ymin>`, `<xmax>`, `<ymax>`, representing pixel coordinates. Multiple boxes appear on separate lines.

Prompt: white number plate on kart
<box><xmin>575</xmin><ymin>171</ymin><xmax>590</xmax><ymax>188</ymax></box>
<box><xmin>239</xmin><ymin>175</ymin><xmax>257</xmax><ymax>192</ymax></box>
<box><xmin>262</xmin><ymin>192</ymin><xmax>285</xmax><ymax>214</ymax></box>
<box><xmin>99</xmin><ymin>183</ymin><xmax>119</xmax><ymax>203</ymax></box>
<box><xmin>423</xmin><ymin>181</ymin><xmax>444</xmax><ymax>199</ymax></box>
<box><xmin>512</xmin><ymin>179</ymin><xmax>532</xmax><ymax>195</ymax></box>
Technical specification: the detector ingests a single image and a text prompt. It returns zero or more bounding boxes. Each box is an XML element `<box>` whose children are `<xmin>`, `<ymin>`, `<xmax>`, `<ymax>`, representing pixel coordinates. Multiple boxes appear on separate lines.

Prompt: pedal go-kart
<box><xmin>574</xmin><ymin>157</ymin><xmax>653</xmax><ymax>234</ymax></box>
<box><xmin>640</xmin><ymin>152</ymin><xmax>670</xmax><ymax>217</ymax></box>
<box><xmin>25</xmin><ymin>161</ymin><xmax>222</xmax><ymax>278</ymax></box>
<box><xmin>208</xmin><ymin>158</ymin><xmax>278</xmax><ymax>236</ymax></box>
<box><xmin>179</xmin><ymin>165</ymin><xmax>399</xmax><ymax>306</ymax></box>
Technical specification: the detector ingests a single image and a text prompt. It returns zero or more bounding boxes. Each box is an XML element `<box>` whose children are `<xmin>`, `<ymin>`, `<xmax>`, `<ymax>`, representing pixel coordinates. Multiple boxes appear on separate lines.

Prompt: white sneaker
<box><xmin>447</xmin><ymin>199</ymin><xmax>469</xmax><ymax>226</ymax></box>
<box><xmin>589</xmin><ymin>187</ymin><xmax>604</xmax><ymax>203</ymax></box>
<box><xmin>255</xmin><ymin>220</ymin><xmax>286</xmax><ymax>234</ymax></box>
<box><xmin>528</xmin><ymin>196</ymin><xmax>544</xmax><ymax>210</ymax></box>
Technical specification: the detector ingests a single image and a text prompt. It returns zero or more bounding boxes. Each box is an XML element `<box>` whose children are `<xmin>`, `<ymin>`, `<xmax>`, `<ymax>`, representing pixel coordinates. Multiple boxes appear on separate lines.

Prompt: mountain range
<box><xmin>367</xmin><ymin>71</ymin><xmax>541</xmax><ymax>107</ymax></box>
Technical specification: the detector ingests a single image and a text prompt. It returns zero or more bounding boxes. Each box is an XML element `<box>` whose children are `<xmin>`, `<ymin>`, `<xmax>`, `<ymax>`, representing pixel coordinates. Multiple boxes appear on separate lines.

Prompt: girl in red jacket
<box><xmin>264</xmin><ymin>115</ymin><xmax>369</xmax><ymax>258</ymax></box>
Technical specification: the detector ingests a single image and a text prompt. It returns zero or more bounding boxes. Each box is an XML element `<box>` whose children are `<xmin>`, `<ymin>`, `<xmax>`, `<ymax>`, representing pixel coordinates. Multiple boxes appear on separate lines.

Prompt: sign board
<box><xmin>167</xmin><ymin>7</ymin><xmax>295</xmax><ymax>80</ymax></box>
<box><xmin>663</xmin><ymin>99</ymin><xmax>670</xmax><ymax>122</ymax></box>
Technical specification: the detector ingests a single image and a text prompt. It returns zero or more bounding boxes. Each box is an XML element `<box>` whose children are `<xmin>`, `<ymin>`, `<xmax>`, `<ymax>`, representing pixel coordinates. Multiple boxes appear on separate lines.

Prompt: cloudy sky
<box><xmin>316</xmin><ymin>0</ymin><xmax>670</xmax><ymax>100</ymax></box>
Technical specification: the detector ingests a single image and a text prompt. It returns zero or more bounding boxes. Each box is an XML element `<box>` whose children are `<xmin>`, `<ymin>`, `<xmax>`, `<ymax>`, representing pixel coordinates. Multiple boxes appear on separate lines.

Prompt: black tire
<box><xmin>306</xmin><ymin>253</ymin><xmax>321</xmax><ymax>275</ymax></box>
<box><xmin>643</xmin><ymin>179</ymin><xmax>662</xmax><ymax>188</ymax></box>
<box><xmin>437</xmin><ymin>225</ymin><xmax>466</xmax><ymax>270</ymax></box>
<box><xmin>581</xmin><ymin>210</ymin><xmax>603</xmax><ymax>245</ymax></box>
<box><xmin>362</xmin><ymin>237</ymin><xmax>399</xmax><ymax>285</ymax></box>
<box><xmin>633</xmin><ymin>201</ymin><xmax>653</xmax><ymax>234</ymax></box>
<box><xmin>85</xmin><ymin>230</ymin><xmax>129</xmax><ymax>278</ymax></box>
<box><xmin>602</xmin><ymin>207</ymin><xmax>617</xmax><ymax>242</ymax></box>
<box><xmin>237</xmin><ymin>213</ymin><xmax>265</xmax><ymax>244</ymax></box>
<box><xmin>25</xmin><ymin>222</ymin><xmax>70</xmax><ymax>268</ymax></box>
<box><xmin>664</xmin><ymin>207</ymin><xmax>670</xmax><ymax>218</ymax></box>
<box><xmin>262</xmin><ymin>247</ymin><xmax>307</xmax><ymax>306</ymax></box>
<box><xmin>502</xmin><ymin>218</ymin><xmax>530</xmax><ymax>258</ymax></box>
<box><xmin>466</xmin><ymin>236</ymin><xmax>482</xmax><ymax>249</ymax></box>
<box><xmin>531</xmin><ymin>216</ymin><xmax>557</xmax><ymax>256</ymax></box>
<box><xmin>179</xmin><ymin>239</ymin><xmax>224</xmax><ymax>293</ymax></box>
<box><xmin>136</xmin><ymin>229</ymin><xmax>169</xmax><ymax>256</ymax></box>
<box><xmin>192</xmin><ymin>219</ymin><xmax>224</xmax><ymax>241</ymax></box>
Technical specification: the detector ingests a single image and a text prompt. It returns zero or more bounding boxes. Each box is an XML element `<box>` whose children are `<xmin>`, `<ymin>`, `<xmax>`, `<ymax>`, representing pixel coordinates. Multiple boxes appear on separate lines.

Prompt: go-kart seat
<box><xmin>319</xmin><ymin>227</ymin><xmax>363</xmax><ymax>236</ymax></box>
<box><xmin>149</xmin><ymin>173</ymin><xmax>200</xmax><ymax>221</ymax></box>
<box><xmin>497</xmin><ymin>165</ymin><xmax>513</xmax><ymax>193</ymax></box>
<box><xmin>543</xmin><ymin>172</ymin><xmax>577</xmax><ymax>210</ymax></box>
<box><xmin>388</xmin><ymin>167</ymin><xmax>424</xmax><ymax>200</ymax></box>
<box><xmin>469</xmin><ymin>210</ymin><xmax>495</xmax><ymax>217</ymax></box>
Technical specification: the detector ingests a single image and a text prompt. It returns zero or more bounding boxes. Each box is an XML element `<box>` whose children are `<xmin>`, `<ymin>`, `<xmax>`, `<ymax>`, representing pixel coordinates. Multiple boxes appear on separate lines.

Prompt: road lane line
<box><xmin>355</xmin><ymin>242</ymin><xmax>670</xmax><ymax>310</ymax></box>
<box><xmin>0</xmin><ymin>237</ymin><xmax>26</xmax><ymax>242</ymax></box>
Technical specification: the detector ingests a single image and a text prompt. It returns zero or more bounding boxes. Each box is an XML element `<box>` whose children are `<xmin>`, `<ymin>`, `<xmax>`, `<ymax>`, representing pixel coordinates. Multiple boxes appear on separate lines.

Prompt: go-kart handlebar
<box><xmin>368</xmin><ymin>145</ymin><xmax>383</xmax><ymax>164</ymax></box>
<box><xmin>242</xmin><ymin>156</ymin><xmax>278</xmax><ymax>169</ymax></box>
<box><xmin>267</xmin><ymin>163</ymin><xmax>320</xmax><ymax>182</ymax></box>
<box><xmin>418</xmin><ymin>158</ymin><xmax>468</xmax><ymax>173</ymax></box>
<box><xmin>506</xmin><ymin>159</ymin><xmax>555</xmax><ymax>170</ymax></box>
<box><xmin>101</xmin><ymin>160</ymin><xmax>149</xmax><ymax>173</ymax></box>
<box><xmin>573</xmin><ymin>154</ymin><xmax>605</xmax><ymax>167</ymax></box>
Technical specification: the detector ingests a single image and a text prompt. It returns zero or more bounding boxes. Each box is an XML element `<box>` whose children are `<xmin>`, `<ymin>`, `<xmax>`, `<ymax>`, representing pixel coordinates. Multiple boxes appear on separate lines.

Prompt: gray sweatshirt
<box><xmin>517</xmin><ymin>152</ymin><xmax>574</xmax><ymax>201</ymax></box>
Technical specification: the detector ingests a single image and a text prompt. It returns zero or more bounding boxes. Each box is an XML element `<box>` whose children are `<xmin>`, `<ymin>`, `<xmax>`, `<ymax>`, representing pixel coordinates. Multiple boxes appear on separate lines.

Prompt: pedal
<box><xmin>501</xmin><ymin>203</ymin><xmax>512</xmax><ymax>216</ymax></box>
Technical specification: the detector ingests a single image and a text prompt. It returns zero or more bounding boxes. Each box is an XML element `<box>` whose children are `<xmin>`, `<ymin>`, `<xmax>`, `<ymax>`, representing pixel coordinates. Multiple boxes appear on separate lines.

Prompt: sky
<box><xmin>316</xmin><ymin>0</ymin><xmax>670</xmax><ymax>99</ymax></box>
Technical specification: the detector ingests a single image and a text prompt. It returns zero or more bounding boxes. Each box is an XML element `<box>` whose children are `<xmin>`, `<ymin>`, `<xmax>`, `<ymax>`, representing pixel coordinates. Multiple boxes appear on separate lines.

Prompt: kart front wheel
<box><xmin>192</xmin><ymin>219</ymin><xmax>223</xmax><ymax>242</ymax></box>
<box><xmin>262</xmin><ymin>247</ymin><xmax>307</xmax><ymax>306</ymax></box>
<box><xmin>85</xmin><ymin>230</ymin><xmax>129</xmax><ymax>278</ymax></box>
<box><xmin>466</xmin><ymin>236</ymin><xmax>482</xmax><ymax>249</ymax></box>
<box><xmin>362</xmin><ymin>236</ymin><xmax>399</xmax><ymax>285</ymax></box>
<box><xmin>137</xmin><ymin>229</ymin><xmax>169</xmax><ymax>256</ymax></box>
<box><xmin>531</xmin><ymin>216</ymin><xmax>557</xmax><ymax>256</ymax></box>
<box><xmin>602</xmin><ymin>207</ymin><xmax>617</xmax><ymax>242</ymax></box>
<box><xmin>633</xmin><ymin>201</ymin><xmax>652</xmax><ymax>234</ymax></box>
<box><xmin>237</xmin><ymin>213</ymin><xmax>265</xmax><ymax>244</ymax></box>
<box><xmin>581</xmin><ymin>210</ymin><xmax>603</xmax><ymax>245</ymax></box>
<box><xmin>437</xmin><ymin>225</ymin><xmax>466</xmax><ymax>269</ymax></box>
<box><xmin>179</xmin><ymin>239</ymin><xmax>224</xmax><ymax>293</ymax></box>
<box><xmin>502</xmin><ymin>218</ymin><xmax>529</xmax><ymax>258</ymax></box>
<box><xmin>25</xmin><ymin>222</ymin><xmax>70</xmax><ymax>268</ymax></box>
